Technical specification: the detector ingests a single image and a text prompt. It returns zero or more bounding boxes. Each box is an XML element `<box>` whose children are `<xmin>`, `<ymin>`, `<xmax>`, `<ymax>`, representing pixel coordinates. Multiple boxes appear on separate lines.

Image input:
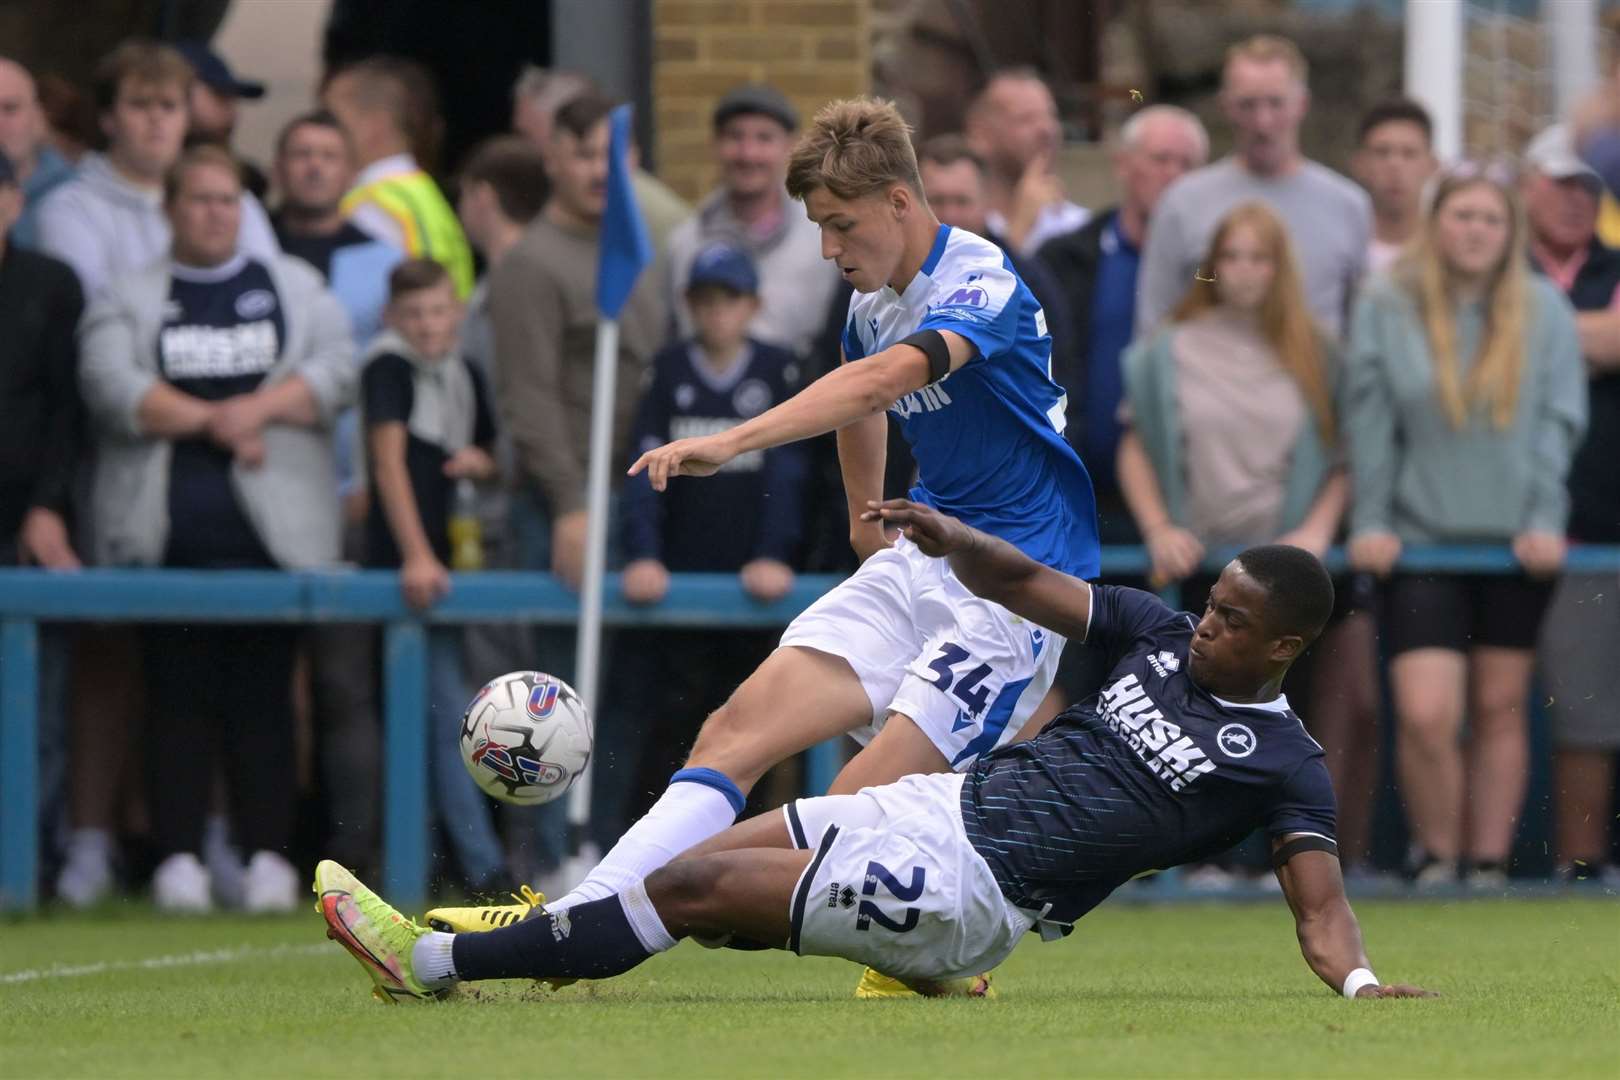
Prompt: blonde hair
<box><xmin>1170</xmin><ymin>202</ymin><xmax>1336</xmax><ymax>444</ymax></box>
<box><xmin>785</xmin><ymin>97</ymin><xmax>921</xmax><ymax>201</ymax></box>
<box><xmin>1223</xmin><ymin>34</ymin><xmax>1309</xmax><ymax>87</ymax></box>
<box><xmin>1397</xmin><ymin>174</ymin><xmax>1529</xmax><ymax>430</ymax></box>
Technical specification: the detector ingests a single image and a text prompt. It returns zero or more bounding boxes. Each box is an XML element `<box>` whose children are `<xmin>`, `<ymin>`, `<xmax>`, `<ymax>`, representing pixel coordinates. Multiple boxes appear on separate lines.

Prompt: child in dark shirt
<box><xmin>617</xmin><ymin>243</ymin><xmax>809</xmax><ymax>808</ymax></box>
<box><xmin>361</xmin><ymin>258</ymin><xmax>505</xmax><ymax>889</ymax></box>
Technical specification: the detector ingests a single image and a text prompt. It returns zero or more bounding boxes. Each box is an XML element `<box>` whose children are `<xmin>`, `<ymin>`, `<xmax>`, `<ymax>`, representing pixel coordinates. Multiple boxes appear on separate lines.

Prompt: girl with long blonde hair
<box><xmin>1118</xmin><ymin>201</ymin><xmax>1381</xmax><ymax>878</ymax></box>
<box><xmin>1345</xmin><ymin>169</ymin><xmax>1587</xmax><ymax>887</ymax></box>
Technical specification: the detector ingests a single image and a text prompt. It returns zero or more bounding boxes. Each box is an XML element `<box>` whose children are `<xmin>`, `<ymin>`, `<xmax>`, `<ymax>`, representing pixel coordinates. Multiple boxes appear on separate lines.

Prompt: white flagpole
<box><xmin>564</xmin><ymin>315</ymin><xmax>619</xmax><ymax>870</ymax></box>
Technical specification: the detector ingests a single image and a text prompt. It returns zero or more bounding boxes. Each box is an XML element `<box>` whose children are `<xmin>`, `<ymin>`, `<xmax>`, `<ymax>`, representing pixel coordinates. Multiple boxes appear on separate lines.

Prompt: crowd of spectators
<box><xmin>0</xmin><ymin>30</ymin><xmax>1615</xmax><ymax>913</ymax></box>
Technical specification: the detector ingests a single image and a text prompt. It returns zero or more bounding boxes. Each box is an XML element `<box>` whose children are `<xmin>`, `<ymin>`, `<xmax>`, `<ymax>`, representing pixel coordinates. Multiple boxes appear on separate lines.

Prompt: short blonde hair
<box><xmin>1223</xmin><ymin>34</ymin><xmax>1309</xmax><ymax>87</ymax></box>
<box><xmin>786</xmin><ymin>97</ymin><xmax>921</xmax><ymax>201</ymax></box>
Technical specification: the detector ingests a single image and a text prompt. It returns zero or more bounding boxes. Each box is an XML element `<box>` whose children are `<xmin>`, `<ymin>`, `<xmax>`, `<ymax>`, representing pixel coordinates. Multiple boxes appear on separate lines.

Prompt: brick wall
<box><xmin>653</xmin><ymin>0</ymin><xmax>874</xmax><ymax>203</ymax></box>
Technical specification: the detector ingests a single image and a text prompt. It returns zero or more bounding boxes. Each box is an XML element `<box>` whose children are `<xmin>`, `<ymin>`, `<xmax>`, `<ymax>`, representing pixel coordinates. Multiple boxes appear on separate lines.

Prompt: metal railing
<box><xmin>2</xmin><ymin>543</ymin><xmax>1617</xmax><ymax>911</ymax></box>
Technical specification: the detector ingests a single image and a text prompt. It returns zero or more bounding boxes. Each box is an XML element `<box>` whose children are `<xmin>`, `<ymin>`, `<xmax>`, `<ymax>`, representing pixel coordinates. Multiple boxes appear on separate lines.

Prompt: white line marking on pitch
<box><xmin>0</xmin><ymin>942</ymin><xmax>333</xmax><ymax>984</ymax></box>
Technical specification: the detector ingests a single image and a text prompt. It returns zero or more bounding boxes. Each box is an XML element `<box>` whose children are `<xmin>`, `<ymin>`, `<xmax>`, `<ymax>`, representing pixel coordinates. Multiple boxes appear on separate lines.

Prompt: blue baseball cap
<box><xmin>686</xmin><ymin>243</ymin><xmax>758</xmax><ymax>295</ymax></box>
<box><xmin>176</xmin><ymin>41</ymin><xmax>265</xmax><ymax>99</ymax></box>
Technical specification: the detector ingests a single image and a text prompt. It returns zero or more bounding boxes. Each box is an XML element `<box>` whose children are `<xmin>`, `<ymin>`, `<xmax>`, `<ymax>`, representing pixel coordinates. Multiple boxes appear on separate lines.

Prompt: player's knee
<box><xmin>685</xmin><ymin>700</ymin><xmax>769</xmax><ymax>786</ymax></box>
<box><xmin>645</xmin><ymin>857</ymin><xmax>725</xmax><ymax>928</ymax></box>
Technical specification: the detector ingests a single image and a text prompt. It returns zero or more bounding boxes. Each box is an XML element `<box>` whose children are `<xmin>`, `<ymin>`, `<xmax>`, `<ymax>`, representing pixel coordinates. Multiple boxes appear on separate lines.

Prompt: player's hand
<box><xmin>443</xmin><ymin>446</ymin><xmax>497</xmax><ymax>481</ymax></box>
<box><xmin>551</xmin><ymin>510</ymin><xmax>589</xmax><ymax>591</ymax></box>
<box><xmin>862</xmin><ymin>499</ymin><xmax>974</xmax><ymax>558</ymax></box>
<box><xmin>1144</xmin><ymin>523</ymin><xmax>1203</xmax><ymax>587</ymax></box>
<box><xmin>1512</xmin><ymin>530</ymin><xmax>1566</xmax><ymax>578</ymax></box>
<box><xmin>1355</xmin><ymin>983</ymin><xmax>1439</xmax><ymax>999</ymax></box>
<box><xmin>17</xmin><ymin>507</ymin><xmax>80</xmax><ymax>570</ymax></box>
<box><xmin>208</xmin><ymin>394</ymin><xmax>266</xmax><ymax>448</ymax></box>
<box><xmin>621</xmin><ymin>558</ymin><xmax>670</xmax><ymax>605</ymax></box>
<box><xmin>1348</xmin><ymin>531</ymin><xmax>1402</xmax><ymax>577</ymax></box>
<box><xmin>401</xmin><ymin>552</ymin><xmax>451</xmax><ymax>610</ymax></box>
<box><xmin>627</xmin><ymin>432</ymin><xmax>736</xmax><ymax>492</ymax></box>
<box><xmin>740</xmin><ymin>558</ymin><xmax>795</xmax><ymax>602</ymax></box>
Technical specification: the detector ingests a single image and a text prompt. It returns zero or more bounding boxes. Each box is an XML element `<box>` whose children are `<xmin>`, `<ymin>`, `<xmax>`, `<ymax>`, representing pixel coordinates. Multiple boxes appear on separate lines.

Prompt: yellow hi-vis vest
<box><xmin>341</xmin><ymin>168</ymin><xmax>475</xmax><ymax>298</ymax></box>
<box><xmin>1599</xmin><ymin>191</ymin><xmax>1620</xmax><ymax>250</ymax></box>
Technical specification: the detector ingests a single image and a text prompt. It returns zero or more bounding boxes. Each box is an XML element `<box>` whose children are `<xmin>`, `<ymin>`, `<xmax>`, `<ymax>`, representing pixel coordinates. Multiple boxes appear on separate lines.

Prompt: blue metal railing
<box><xmin>2</xmin><ymin>544</ymin><xmax>1617</xmax><ymax>911</ymax></box>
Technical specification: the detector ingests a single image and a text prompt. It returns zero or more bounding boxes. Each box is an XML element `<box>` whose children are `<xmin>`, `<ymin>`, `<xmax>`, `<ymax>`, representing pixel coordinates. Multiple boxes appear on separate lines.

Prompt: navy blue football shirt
<box><xmin>959</xmin><ymin>584</ymin><xmax>1337</xmax><ymax>925</ymax></box>
<box><xmin>158</xmin><ymin>255</ymin><xmax>284</xmax><ymax>567</ymax></box>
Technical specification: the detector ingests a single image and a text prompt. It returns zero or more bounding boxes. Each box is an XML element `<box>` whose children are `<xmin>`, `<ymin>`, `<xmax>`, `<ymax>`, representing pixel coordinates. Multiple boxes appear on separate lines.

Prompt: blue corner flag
<box><xmin>596</xmin><ymin>104</ymin><xmax>653</xmax><ymax>319</ymax></box>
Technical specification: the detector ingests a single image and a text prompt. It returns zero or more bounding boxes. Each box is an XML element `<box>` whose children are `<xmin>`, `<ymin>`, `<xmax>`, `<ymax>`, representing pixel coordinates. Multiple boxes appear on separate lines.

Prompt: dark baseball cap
<box><xmin>176</xmin><ymin>41</ymin><xmax>265</xmax><ymax>100</ymax></box>
<box><xmin>0</xmin><ymin>149</ymin><xmax>15</xmax><ymax>187</ymax></box>
<box><xmin>686</xmin><ymin>243</ymin><xmax>759</xmax><ymax>295</ymax></box>
<box><xmin>713</xmin><ymin>83</ymin><xmax>798</xmax><ymax>133</ymax></box>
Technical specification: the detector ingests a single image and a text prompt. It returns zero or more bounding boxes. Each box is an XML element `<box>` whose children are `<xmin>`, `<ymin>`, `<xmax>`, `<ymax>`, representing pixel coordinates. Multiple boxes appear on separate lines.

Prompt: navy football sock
<box><xmin>450</xmin><ymin>894</ymin><xmax>657</xmax><ymax>983</ymax></box>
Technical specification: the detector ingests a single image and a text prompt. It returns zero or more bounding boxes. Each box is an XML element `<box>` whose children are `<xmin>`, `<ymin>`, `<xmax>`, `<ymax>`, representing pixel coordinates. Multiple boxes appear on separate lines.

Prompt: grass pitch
<box><xmin>2</xmin><ymin>896</ymin><xmax>1615</xmax><ymax>1079</ymax></box>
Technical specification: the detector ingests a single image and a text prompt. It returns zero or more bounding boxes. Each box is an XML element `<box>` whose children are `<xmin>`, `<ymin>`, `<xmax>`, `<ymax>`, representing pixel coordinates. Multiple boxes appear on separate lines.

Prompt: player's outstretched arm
<box><xmin>628</xmin><ymin>334</ymin><xmax>974</xmax><ymax>491</ymax></box>
<box><xmin>862</xmin><ymin>498</ymin><xmax>1092</xmax><ymax>639</ymax></box>
<box><xmin>1273</xmin><ymin>836</ymin><xmax>1437</xmax><ymax>1000</ymax></box>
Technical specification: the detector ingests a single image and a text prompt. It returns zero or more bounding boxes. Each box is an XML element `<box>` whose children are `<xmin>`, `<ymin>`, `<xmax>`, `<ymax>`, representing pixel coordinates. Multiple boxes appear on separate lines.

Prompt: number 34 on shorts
<box><xmin>896</xmin><ymin>626</ymin><xmax>1060</xmax><ymax>769</ymax></box>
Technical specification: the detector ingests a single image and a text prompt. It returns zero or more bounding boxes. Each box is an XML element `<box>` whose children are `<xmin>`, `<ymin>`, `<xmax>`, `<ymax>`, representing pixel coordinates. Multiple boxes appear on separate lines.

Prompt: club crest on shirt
<box><xmin>1217</xmin><ymin>723</ymin><xmax>1257</xmax><ymax>759</ymax></box>
<box><xmin>234</xmin><ymin>288</ymin><xmax>277</xmax><ymax>320</ymax></box>
<box><xmin>732</xmin><ymin>379</ymin><xmax>771</xmax><ymax>419</ymax></box>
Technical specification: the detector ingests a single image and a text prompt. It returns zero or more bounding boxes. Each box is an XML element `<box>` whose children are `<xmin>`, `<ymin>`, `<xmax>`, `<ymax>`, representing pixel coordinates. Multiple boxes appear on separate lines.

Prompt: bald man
<box><xmin>965</xmin><ymin>69</ymin><xmax>1090</xmax><ymax>257</ymax></box>
<box><xmin>0</xmin><ymin>57</ymin><xmax>74</xmax><ymax>250</ymax></box>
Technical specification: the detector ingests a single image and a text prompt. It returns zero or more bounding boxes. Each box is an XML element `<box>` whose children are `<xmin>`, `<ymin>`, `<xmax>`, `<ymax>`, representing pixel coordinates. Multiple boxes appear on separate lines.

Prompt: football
<box><xmin>459</xmin><ymin>671</ymin><xmax>593</xmax><ymax>806</ymax></box>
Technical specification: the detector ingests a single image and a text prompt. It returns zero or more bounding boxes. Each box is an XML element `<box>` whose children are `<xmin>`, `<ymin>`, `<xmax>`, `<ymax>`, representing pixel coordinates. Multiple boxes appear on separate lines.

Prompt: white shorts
<box><xmin>779</xmin><ymin>536</ymin><xmax>1066</xmax><ymax>769</ymax></box>
<box><xmin>783</xmin><ymin>772</ymin><xmax>1034</xmax><ymax>982</ymax></box>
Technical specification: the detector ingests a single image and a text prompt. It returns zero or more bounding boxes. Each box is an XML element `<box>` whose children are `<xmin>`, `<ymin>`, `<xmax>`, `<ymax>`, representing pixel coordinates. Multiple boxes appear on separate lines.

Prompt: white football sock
<box><xmin>548</xmin><ymin>771</ymin><xmax>743</xmax><ymax>913</ymax></box>
<box><xmin>412</xmin><ymin>930</ymin><xmax>459</xmax><ymax>987</ymax></box>
<box><xmin>619</xmin><ymin>879</ymin><xmax>679</xmax><ymax>954</ymax></box>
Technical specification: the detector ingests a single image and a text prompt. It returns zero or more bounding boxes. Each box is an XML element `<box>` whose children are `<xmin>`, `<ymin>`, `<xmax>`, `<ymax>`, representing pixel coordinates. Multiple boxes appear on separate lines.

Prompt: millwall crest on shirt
<box><xmin>1098</xmin><ymin>672</ymin><xmax>1216</xmax><ymax>792</ymax></box>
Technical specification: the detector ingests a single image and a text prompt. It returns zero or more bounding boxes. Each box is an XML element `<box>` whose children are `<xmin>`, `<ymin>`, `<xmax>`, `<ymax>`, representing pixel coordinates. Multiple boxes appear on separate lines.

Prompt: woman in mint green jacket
<box><xmin>1118</xmin><ymin>202</ymin><xmax>1381</xmax><ymax>872</ymax></box>
<box><xmin>1344</xmin><ymin>169</ymin><xmax>1587</xmax><ymax>888</ymax></box>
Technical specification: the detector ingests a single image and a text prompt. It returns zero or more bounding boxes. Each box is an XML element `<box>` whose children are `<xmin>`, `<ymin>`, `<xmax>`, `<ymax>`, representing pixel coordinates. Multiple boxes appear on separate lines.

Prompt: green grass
<box><xmin>1</xmin><ymin>898</ymin><xmax>1616</xmax><ymax>1079</ymax></box>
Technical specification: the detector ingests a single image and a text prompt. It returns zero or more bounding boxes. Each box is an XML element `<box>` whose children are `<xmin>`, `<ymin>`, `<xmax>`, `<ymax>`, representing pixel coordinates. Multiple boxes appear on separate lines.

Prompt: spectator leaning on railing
<box><xmin>359</xmin><ymin>258</ymin><xmax>507</xmax><ymax>892</ymax></box>
<box><xmin>1520</xmin><ymin>125</ymin><xmax>1620</xmax><ymax>886</ymax></box>
<box><xmin>617</xmin><ymin>244</ymin><xmax>809</xmax><ymax>807</ymax></box>
<box><xmin>1116</xmin><ymin>202</ymin><xmax>1379</xmax><ymax>882</ymax></box>
<box><xmin>77</xmin><ymin>145</ymin><xmax>354</xmax><ymax>913</ymax></box>
<box><xmin>1345</xmin><ymin>166</ymin><xmax>1588</xmax><ymax>890</ymax></box>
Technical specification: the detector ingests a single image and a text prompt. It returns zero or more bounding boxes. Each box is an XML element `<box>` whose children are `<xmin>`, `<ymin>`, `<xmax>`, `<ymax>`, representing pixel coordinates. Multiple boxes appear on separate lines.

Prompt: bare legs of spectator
<box><xmin>1461</xmin><ymin>647</ymin><xmax>1535</xmax><ymax>872</ymax></box>
<box><xmin>1553</xmin><ymin>749</ymin><xmax>1617</xmax><ymax>878</ymax></box>
<box><xmin>1393</xmin><ymin>645</ymin><xmax>1534</xmax><ymax>886</ymax></box>
<box><xmin>55</xmin><ymin>626</ymin><xmax>143</xmax><ymax>907</ymax></box>
<box><xmin>1391</xmin><ymin>647</ymin><xmax>1467</xmax><ymax>879</ymax></box>
<box><xmin>1307</xmin><ymin>611</ymin><xmax>1380</xmax><ymax>870</ymax></box>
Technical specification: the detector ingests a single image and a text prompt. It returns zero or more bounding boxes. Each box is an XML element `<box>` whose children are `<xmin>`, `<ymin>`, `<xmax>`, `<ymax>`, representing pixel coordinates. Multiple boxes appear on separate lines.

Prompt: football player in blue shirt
<box><xmin>425</xmin><ymin>98</ymin><xmax>1100</xmax><ymax>988</ymax></box>
<box><xmin>317</xmin><ymin>501</ymin><xmax>1434</xmax><ymax>1003</ymax></box>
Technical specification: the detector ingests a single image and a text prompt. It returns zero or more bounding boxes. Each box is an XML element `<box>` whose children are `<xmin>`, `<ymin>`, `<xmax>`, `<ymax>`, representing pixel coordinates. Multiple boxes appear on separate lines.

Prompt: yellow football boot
<box><xmin>853</xmin><ymin>967</ymin><xmax>995</xmax><ymax>998</ymax></box>
<box><xmin>423</xmin><ymin>884</ymin><xmax>546</xmax><ymax>933</ymax></box>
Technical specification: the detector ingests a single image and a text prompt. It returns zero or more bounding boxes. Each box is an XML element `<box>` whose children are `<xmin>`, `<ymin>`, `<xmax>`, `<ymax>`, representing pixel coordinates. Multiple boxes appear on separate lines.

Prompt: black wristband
<box><xmin>1270</xmin><ymin>834</ymin><xmax>1339</xmax><ymax>870</ymax></box>
<box><xmin>898</xmin><ymin>329</ymin><xmax>951</xmax><ymax>384</ymax></box>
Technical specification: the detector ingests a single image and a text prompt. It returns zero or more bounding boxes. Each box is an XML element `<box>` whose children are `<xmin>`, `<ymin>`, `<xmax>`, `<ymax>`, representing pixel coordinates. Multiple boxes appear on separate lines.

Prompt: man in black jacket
<box><xmin>0</xmin><ymin>148</ymin><xmax>83</xmax><ymax>569</ymax></box>
<box><xmin>1035</xmin><ymin>106</ymin><xmax>1205</xmax><ymax>545</ymax></box>
<box><xmin>0</xmin><ymin>147</ymin><xmax>85</xmax><ymax>903</ymax></box>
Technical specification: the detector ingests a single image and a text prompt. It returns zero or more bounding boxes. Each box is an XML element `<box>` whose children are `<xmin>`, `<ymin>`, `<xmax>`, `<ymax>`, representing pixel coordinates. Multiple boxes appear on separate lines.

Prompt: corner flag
<box><xmin>596</xmin><ymin>104</ymin><xmax>653</xmax><ymax>318</ymax></box>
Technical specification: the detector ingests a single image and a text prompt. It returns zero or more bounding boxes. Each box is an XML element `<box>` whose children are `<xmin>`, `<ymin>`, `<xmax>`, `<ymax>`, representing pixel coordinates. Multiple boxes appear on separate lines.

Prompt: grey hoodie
<box><xmin>34</xmin><ymin>151</ymin><xmax>280</xmax><ymax>297</ymax></box>
<box><xmin>78</xmin><ymin>253</ymin><xmax>356</xmax><ymax>569</ymax></box>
